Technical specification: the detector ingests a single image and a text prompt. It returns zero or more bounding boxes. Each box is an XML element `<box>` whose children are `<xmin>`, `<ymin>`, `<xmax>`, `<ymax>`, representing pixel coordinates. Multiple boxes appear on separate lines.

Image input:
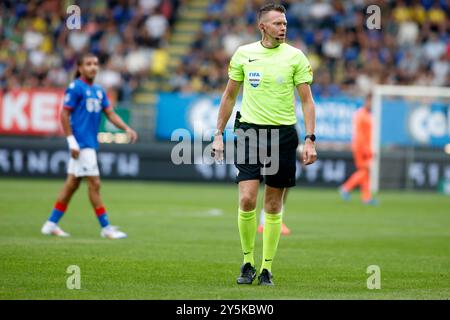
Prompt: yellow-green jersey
<box><xmin>228</xmin><ymin>41</ymin><xmax>313</xmax><ymax>126</ymax></box>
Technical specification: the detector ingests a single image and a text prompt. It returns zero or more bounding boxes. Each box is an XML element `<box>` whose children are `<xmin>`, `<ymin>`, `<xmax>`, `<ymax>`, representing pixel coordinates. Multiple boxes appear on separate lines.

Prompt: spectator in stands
<box><xmin>175</xmin><ymin>0</ymin><xmax>449</xmax><ymax>96</ymax></box>
<box><xmin>0</xmin><ymin>0</ymin><xmax>179</xmax><ymax>102</ymax></box>
<box><xmin>2</xmin><ymin>1</ymin><xmax>448</xmax><ymax>98</ymax></box>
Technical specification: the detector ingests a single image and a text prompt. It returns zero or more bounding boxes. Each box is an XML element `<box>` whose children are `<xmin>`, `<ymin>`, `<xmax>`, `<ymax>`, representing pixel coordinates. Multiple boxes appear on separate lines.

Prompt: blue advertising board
<box><xmin>155</xmin><ymin>93</ymin><xmax>450</xmax><ymax>147</ymax></box>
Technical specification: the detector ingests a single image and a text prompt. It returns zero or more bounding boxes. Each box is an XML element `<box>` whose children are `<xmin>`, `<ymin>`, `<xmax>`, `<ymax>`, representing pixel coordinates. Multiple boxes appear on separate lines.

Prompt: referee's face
<box><xmin>80</xmin><ymin>56</ymin><xmax>99</xmax><ymax>81</ymax></box>
<box><xmin>259</xmin><ymin>11</ymin><xmax>287</xmax><ymax>44</ymax></box>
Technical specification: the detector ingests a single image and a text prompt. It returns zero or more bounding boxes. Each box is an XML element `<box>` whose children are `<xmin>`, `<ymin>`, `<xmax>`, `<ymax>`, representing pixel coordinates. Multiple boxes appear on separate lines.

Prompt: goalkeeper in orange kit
<box><xmin>339</xmin><ymin>94</ymin><xmax>377</xmax><ymax>205</ymax></box>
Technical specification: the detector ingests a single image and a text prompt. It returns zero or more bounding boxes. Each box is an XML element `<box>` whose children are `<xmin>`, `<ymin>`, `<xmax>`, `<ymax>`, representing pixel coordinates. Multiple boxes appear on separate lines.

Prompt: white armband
<box><xmin>66</xmin><ymin>135</ymin><xmax>80</xmax><ymax>150</ymax></box>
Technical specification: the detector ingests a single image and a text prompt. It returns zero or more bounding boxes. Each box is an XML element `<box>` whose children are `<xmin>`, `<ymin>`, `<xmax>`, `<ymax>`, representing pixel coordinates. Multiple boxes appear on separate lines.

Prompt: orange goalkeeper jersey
<box><xmin>352</xmin><ymin>107</ymin><xmax>372</xmax><ymax>157</ymax></box>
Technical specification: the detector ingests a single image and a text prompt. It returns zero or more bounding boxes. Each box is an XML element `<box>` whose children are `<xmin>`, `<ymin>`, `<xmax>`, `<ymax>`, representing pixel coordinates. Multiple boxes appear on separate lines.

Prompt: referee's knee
<box><xmin>239</xmin><ymin>195</ymin><xmax>256</xmax><ymax>212</ymax></box>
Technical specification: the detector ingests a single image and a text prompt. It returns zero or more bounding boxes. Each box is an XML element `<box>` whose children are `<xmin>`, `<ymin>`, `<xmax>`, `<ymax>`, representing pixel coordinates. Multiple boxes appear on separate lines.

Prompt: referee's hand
<box><xmin>212</xmin><ymin>135</ymin><xmax>224</xmax><ymax>163</ymax></box>
<box><xmin>302</xmin><ymin>140</ymin><xmax>317</xmax><ymax>166</ymax></box>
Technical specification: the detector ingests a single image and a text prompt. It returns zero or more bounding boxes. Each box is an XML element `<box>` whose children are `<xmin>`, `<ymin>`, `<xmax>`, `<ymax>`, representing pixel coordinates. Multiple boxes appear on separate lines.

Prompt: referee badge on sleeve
<box><xmin>248</xmin><ymin>71</ymin><xmax>262</xmax><ymax>88</ymax></box>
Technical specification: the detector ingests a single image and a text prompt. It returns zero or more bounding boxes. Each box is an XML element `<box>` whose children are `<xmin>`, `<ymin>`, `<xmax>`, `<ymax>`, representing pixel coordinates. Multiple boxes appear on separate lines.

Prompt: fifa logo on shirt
<box><xmin>66</xmin><ymin>5</ymin><xmax>81</xmax><ymax>30</ymax></box>
<box><xmin>248</xmin><ymin>72</ymin><xmax>262</xmax><ymax>88</ymax></box>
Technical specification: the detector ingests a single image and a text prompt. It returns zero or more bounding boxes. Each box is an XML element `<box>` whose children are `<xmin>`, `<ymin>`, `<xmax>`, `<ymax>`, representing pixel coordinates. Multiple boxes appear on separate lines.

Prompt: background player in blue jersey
<box><xmin>41</xmin><ymin>53</ymin><xmax>138</xmax><ymax>239</ymax></box>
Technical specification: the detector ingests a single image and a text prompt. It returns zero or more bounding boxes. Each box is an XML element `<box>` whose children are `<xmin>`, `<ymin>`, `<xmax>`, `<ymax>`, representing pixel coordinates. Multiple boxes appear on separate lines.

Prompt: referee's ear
<box><xmin>259</xmin><ymin>26</ymin><xmax>266</xmax><ymax>38</ymax></box>
<box><xmin>258</xmin><ymin>15</ymin><xmax>265</xmax><ymax>30</ymax></box>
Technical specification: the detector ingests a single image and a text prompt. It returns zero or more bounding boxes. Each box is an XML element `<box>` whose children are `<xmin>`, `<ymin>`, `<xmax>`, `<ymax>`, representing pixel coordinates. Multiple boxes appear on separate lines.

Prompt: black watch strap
<box><xmin>304</xmin><ymin>134</ymin><xmax>316</xmax><ymax>142</ymax></box>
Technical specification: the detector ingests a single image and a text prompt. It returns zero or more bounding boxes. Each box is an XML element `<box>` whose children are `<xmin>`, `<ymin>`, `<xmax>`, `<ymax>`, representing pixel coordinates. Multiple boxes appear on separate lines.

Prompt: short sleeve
<box><xmin>101</xmin><ymin>88</ymin><xmax>110</xmax><ymax>110</ymax></box>
<box><xmin>63</xmin><ymin>82</ymin><xmax>80</xmax><ymax>110</ymax></box>
<box><xmin>228</xmin><ymin>48</ymin><xmax>244</xmax><ymax>82</ymax></box>
<box><xmin>293</xmin><ymin>51</ymin><xmax>313</xmax><ymax>86</ymax></box>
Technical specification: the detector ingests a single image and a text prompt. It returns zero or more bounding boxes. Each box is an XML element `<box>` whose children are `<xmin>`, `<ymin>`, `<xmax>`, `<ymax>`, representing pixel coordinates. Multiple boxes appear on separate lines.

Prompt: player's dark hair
<box><xmin>258</xmin><ymin>3</ymin><xmax>286</xmax><ymax>21</ymax></box>
<box><xmin>74</xmin><ymin>53</ymin><xmax>97</xmax><ymax>79</ymax></box>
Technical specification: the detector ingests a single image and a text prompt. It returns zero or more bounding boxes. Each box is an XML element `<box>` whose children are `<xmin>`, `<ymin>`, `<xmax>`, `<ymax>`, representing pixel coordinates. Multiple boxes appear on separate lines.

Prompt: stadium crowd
<box><xmin>173</xmin><ymin>0</ymin><xmax>450</xmax><ymax>97</ymax></box>
<box><xmin>0</xmin><ymin>0</ymin><xmax>449</xmax><ymax>100</ymax></box>
<box><xmin>0</xmin><ymin>0</ymin><xmax>179</xmax><ymax>102</ymax></box>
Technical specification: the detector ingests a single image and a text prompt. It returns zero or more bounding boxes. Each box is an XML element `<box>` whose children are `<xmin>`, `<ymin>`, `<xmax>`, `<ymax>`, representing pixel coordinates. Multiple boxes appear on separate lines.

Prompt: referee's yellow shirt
<box><xmin>228</xmin><ymin>41</ymin><xmax>313</xmax><ymax>126</ymax></box>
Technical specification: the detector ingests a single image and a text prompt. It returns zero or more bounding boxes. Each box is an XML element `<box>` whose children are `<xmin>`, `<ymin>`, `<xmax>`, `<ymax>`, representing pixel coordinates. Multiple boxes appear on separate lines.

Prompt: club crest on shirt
<box><xmin>97</xmin><ymin>90</ymin><xmax>103</xmax><ymax>99</ymax></box>
<box><xmin>248</xmin><ymin>71</ymin><xmax>262</xmax><ymax>88</ymax></box>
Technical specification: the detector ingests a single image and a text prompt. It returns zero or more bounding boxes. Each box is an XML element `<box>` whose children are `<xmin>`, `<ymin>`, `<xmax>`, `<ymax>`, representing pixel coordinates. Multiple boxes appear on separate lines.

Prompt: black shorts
<box><xmin>234</xmin><ymin>123</ymin><xmax>299</xmax><ymax>188</ymax></box>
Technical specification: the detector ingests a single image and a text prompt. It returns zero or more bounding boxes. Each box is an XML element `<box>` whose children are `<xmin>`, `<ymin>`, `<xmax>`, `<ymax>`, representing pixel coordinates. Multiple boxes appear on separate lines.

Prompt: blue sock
<box><xmin>95</xmin><ymin>207</ymin><xmax>110</xmax><ymax>228</ymax></box>
<box><xmin>49</xmin><ymin>202</ymin><xmax>67</xmax><ymax>223</ymax></box>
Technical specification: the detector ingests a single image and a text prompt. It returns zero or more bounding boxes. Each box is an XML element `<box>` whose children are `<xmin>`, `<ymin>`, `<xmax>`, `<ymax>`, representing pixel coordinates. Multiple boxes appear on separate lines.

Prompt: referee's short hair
<box><xmin>258</xmin><ymin>3</ymin><xmax>286</xmax><ymax>21</ymax></box>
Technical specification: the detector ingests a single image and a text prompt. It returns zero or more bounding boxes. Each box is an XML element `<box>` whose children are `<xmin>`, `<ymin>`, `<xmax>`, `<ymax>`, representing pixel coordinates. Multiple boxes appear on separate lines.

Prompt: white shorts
<box><xmin>67</xmin><ymin>148</ymin><xmax>100</xmax><ymax>177</ymax></box>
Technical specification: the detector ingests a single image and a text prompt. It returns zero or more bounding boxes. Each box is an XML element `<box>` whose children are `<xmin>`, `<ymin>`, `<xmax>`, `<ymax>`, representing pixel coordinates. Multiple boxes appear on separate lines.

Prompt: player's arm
<box><xmin>212</xmin><ymin>79</ymin><xmax>242</xmax><ymax>161</ymax></box>
<box><xmin>62</xmin><ymin>83</ymin><xmax>82</xmax><ymax>159</ymax></box>
<box><xmin>216</xmin><ymin>79</ymin><xmax>242</xmax><ymax>133</ymax></box>
<box><xmin>103</xmin><ymin>107</ymin><xmax>138</xmax><ymax>143</ymax></box>
<box><xmin>61</xmin><ymin>108</ymin><xmax>80</xmax><ymax>159</ymax></box>
<box><xmin>296</xmin><ymin>83</ymin><xmax>317</xmax><ymax>165</ymax></box>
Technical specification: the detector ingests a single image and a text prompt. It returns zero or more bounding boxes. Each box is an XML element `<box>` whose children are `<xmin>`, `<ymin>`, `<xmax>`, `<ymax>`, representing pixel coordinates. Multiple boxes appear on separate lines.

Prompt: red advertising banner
<box><xmin>0</xmin><ymin>89</ymin><xmax>65</xmax><ymax>136</ymax></box>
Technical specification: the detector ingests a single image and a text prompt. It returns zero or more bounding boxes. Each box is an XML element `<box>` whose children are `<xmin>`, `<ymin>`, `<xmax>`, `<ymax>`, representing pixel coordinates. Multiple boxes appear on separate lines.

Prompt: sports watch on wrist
<box><xmin>304</xmin><ymin>134</ymin><xmax>316</xmax><ymax>142</ymax></box>
<box><xmin>214</xmin><ymin>129</ymin><xmax>223</xmax><ymax>136</ymax></box>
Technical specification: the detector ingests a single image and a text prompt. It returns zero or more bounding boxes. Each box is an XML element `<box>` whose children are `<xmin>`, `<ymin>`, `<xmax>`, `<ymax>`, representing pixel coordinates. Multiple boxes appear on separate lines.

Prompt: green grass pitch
<box><xmin>0</xmin><ymin>178</ymin><xmax>449</xmax><ymax>299</ymax></box>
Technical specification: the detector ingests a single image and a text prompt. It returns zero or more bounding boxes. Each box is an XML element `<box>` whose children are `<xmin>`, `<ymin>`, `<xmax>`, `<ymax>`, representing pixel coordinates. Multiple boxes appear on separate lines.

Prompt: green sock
<box><xmin>261</xmin><ymin>211</ymin><xmax>282</xmax><ymax>272</ymax></box>
<box><xmin>238</xmin><ymin>208</ymin><xmax>257</xmax><ymax>266</ymax></box>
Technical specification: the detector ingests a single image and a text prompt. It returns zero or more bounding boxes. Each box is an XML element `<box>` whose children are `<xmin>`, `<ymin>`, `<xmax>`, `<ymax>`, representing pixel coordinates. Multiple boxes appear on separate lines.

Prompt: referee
<box><xmin>212</xmin><ymin>3</ymin><xmax>317</xmax><ymax>286</ymax></box>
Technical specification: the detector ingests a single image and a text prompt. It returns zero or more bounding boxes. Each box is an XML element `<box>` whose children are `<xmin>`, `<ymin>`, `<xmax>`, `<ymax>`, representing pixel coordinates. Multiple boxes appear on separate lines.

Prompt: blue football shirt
<box><xmin>63</xmin><ymin>78</ymin><xmax>110</xmax><ymax>150</ymax></box>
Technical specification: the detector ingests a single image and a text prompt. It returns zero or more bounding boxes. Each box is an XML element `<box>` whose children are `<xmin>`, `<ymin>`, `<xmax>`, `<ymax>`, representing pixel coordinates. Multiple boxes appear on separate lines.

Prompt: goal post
<box><xmin>371</xmin><ymin>85</ymin><xmax>450</xmax><ymax>193</ymax></box>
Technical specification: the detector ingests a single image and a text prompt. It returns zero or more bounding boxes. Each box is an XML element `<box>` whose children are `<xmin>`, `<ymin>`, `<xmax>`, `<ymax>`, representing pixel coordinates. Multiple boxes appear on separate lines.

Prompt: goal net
<box><xmin>372</xmin><ymin>85</ymin><xmax>450</xmax><ymax>193</ymax></box>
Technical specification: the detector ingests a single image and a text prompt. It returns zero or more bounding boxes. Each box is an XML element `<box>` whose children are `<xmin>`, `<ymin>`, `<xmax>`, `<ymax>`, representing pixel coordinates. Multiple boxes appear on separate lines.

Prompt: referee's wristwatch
<box><xmin>304</xmin><ymin>134</ymin><xmax>316</xmax><ymax>142</ymax></box>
